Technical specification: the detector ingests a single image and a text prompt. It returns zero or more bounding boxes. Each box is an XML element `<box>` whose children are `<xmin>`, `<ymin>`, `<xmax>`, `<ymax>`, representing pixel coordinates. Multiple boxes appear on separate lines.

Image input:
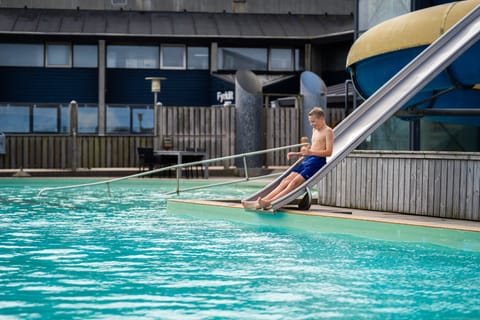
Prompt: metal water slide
<box><xmin>244</xmin><ymin>4</ymin><xmax>480</xmax><ymax>212</ymax></box>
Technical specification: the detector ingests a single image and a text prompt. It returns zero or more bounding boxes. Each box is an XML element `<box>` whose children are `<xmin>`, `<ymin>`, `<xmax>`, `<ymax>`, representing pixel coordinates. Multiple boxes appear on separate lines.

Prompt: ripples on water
<box><xmin>0</xmin><ymin>178</ymin><xmax>479</xmax><ymax>319</ymax></box>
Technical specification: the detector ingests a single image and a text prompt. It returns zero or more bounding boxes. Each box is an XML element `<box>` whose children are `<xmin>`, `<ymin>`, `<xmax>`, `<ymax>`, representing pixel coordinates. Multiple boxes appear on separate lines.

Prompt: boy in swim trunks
<box><xmin>242</xmin><ymin>107</ymin><xmax>334</xmax><ymax>209</ymax></box>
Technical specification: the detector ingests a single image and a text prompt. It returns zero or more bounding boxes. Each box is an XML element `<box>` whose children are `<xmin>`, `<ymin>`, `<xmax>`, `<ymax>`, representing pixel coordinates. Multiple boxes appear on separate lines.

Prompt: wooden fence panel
<box><xmin>264</xmin><ymin>107</ymin><xmax>299</xmax><ymax>166</ymax></box>
<box><xmin>326</xmin><ymin>108</ymin><xmax>345</xmax><ymax>128</ymax></box>
<box><xmin>318</xmin><ymin>151</ymin><xmax>480</xmax><ymax>221</ymax></box>
<box><xmin>156</xmin><ymin>106</ymin><xmax>237</xmax><ymax>167</ymax></box>
<box><xmin>0</xmin><ymin>106</ymin><xmax>303</xmax><ymax>170</ymax></box>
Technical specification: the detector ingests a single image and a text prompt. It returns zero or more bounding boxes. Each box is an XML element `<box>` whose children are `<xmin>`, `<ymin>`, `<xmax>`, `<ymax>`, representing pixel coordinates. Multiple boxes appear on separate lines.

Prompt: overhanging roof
<box><xmin>327</xmin><ymin>82</ymin><xmax>355</xmax><ymax>103</ymax></box>
<box><xmin>0</xmin><ymin>8</ymin><xmax>353</xmax><ymax>40</ymax></box>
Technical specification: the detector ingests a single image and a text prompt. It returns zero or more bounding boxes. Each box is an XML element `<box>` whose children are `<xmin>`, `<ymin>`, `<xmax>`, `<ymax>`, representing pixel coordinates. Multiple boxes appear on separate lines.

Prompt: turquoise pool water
<box><xmin>1</xmin><ymin>178</ymin><xmax>479</xmax><ymax>319</ymax></box>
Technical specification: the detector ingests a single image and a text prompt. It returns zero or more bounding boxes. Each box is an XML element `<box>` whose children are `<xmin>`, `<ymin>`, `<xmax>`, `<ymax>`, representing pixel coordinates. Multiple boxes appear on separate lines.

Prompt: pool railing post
<box><xmin>176</xmin><ymin>167</ymin><xmax>180</xmax><ymax>194</ymax></box>
<box><xmin>242</xmin><ymin>156</ymin><xmax>249</xmax><ymax>180</ymax></box>
<box><xmin>70</xmin><ymin>100</ymin><xmax>78</xmax><ymax>172</ymax></box>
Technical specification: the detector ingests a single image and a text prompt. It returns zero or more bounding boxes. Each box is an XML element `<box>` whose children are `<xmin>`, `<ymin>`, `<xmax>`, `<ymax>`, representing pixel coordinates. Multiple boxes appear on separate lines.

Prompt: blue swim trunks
<box><xmin>292</xmin><ymin>156</ymin><xmax>326</xmax><ymax>180</ymax></box>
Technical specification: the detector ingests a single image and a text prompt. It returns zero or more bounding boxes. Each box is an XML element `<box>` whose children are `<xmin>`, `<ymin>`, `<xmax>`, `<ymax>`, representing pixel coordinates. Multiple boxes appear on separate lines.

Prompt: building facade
<box><xmin>0</xmin><ymin>0</ymin><xmax>354</xmax><ymax>137</ymax></box>
<box><xmin>1</xmin><ymin>0</ymin><xmax>475</xmax><ymax>171</ymax></box>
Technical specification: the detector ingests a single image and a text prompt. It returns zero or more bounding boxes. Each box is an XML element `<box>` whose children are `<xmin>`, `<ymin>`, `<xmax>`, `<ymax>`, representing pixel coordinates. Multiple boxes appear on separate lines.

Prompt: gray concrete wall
<box><xmin>0</xmin><ymin>0</ymin><xmax>354</xmax><ymax>15</ymax></box>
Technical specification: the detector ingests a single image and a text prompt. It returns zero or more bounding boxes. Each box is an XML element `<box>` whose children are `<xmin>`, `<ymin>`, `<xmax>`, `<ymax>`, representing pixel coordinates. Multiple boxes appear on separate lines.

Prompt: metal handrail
<box><xmin>164</xmin><ymin>172</ymin><xmax>282</xmax><ymax>195</ymax></box>
<box><xmin>36</xmin><ymin>143</ymin><xmax>307</xmax><ymax>197</ymax></box>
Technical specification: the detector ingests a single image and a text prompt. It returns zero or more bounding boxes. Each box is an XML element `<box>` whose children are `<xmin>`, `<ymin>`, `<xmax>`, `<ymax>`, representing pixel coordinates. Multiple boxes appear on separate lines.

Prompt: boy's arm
<box><xmin>287</xmin><ymin>145</ymin><xmax>310</xmax><ymax>159</ymax></box>
<box><xmin>287</xmin><ymin>151</ymin><xmax>301</xmax><ymax>159</ymax></box>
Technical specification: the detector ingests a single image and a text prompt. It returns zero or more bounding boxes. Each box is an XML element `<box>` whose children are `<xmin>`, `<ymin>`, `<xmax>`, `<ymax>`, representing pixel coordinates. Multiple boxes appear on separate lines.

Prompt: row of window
<box><xmin>108</xmin><ymin>45</ymin><xmax>208</xmax><ymax>70</ymax></box>
<box><xmin>0</xmin><ymin>43</ymin><xmax>207</xmax><ymax>70</ymax></box>
<box><xmin>0</xmin><ymin>43</ymin><xmax>98</xmax><ymax>68</ymax></box>
<box><xmin>0</xmin><ymin>43</ymin><xmax>304</xmax><ymax>71</ymax></box>
<box><xmin>0</xmin><ymin>104</ymin><xmax>154</xmax><ymax>134</ymax></box>
<box><xmin>219</xmin><ymin>47</ymin><xmax>303</xmax><ymax>71</ymax></box>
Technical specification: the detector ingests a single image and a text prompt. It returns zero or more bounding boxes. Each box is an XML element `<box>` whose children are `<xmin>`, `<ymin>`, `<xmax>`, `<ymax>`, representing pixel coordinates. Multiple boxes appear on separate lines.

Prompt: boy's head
<box><xmin>308</xmin><ymin>107</ymin><xmax>326</xmax><ymax>129</ymax></box>
<box><xmin>308</xmin><ymin>107</ymin><xmax>325</xmax><ymax>119</ymax></box>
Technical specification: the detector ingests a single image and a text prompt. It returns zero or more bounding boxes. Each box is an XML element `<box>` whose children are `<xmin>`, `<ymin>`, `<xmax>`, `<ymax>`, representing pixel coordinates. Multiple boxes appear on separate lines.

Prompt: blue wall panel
<box><xmin>0</xmin><ymin>67</ymin><xmax>306</xmax><ymax>107</ymax></box>
<box><xmin>0</xmin><ymin>67</ymin><xmax>98</xmax><ymax>103</ymax></box>
<box><xmin>106</xmin><ymin>69</ymin><xmax>212</xmax><ymax>106</ymax></box>
<box><xmin>210</xmin><ymin>76</ymin><xmax>235</xmax><ymax>105</ymax></box>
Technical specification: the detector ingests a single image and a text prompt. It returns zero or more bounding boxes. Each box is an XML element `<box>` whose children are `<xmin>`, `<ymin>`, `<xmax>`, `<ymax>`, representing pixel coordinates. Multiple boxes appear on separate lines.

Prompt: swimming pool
<box><xmin>1</xmin><ymin>178</ymin><xmax>479</xmax><ymax>319</ymax></box>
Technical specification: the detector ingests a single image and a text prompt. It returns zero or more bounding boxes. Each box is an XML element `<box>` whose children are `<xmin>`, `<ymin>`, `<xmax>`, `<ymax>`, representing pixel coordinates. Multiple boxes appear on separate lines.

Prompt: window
<box><xmin>132</xmin><ymin>107</ymin><xmax>154</xmax><ymax>134</ymax></box>
<box><xmin>33</xmin><ymin>106</ymin><xmax>59</xmax><ymax>132</ymax></box>
<box><xmin>269</xmin><ymin>48</ymin><xmax>293</xmax><ymax>71</ymax></box>
<box><xmin>0</xmin><ymin>43</ymin><xmax>44</xmax><ymax>67</ymax></box>
<box><xmin>0</xmin><ymin>103</ymin><xmax>99</xmax><ymax>134</ymax></box>
<box><xmin>78</xmin><ymin>105</ymin><xmax>98</xmax><ymax>134</ymax></box>
<box><xmin>218</xmin><ymin>47</ymin><xmax>267</xmax><ymax>70</ymax></box>
<box><xmin>60</xmin><ymin>105</ymin><xmax>70</xmax><ymax>133</ymax></box>
<box><xmin>358</xmin><ymin>0</ymin><xmax>410</xmax><ymax>35</ymax></box>
<box><xmin>0</xmin><ymin>43</ymin><xmax>100</xmax><ymax>68</ymax></box>
<box><xmin>107</xmin><ymin>105</ymin><xmax>130</xmax><ymax>133</ymax></box>
<box><xmin>0</xmin><ymin>103</ymin><xmax>154</xmax><ymax>135</ymax></box>
<box><xmin>46</xmin><ymin>43</ymin><xmax>71</xmax><ymax>67</ymax></box>
<box><xmin>357</xmin><ymin>117</ymin><xmax>409</xmax><ymax>150</ymax></box>
<box><xmin>107</xmin><ymin>45</ymin><xmax>159</xmax><ymax>68</ymax></box>
<box><xmin>161</xmin><ymin>45</ymin><xmax>186</xmax><ymax>69</ymax></box>
<box><xmin>187</xmin><ymin>47</ymin><xmax>209</xmax><ymax>70</ymax></box>
<box><xmin>0</xmin><ymin>105</ymin><xmax>30</xmax><ymax>133</ymax></box>
<box><xmin>73</xmin><ymin>45</ymin><xmax>98</xmax><ymax>68</ymax></box>
<box><xmin>420</xmin><ymin>121</ymin><xmax>479</xmax><ymax>151</ymax></box>
<box><xmin>106</xmin><ymin>105</ymin><xmax>154</xmax><ymax>134</ymax></box>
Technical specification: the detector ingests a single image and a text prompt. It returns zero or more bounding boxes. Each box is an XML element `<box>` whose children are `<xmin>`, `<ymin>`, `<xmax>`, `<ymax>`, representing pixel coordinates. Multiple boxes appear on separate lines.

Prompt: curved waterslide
<box><xmin>346</xmin><ymin>0</ymin><xmax>480</xmax><ymax>126</ymax></box>
<box><xmin>243</xmin><ymin>4</ymin><xmax>480</xmax><ymax>212</ymax></box>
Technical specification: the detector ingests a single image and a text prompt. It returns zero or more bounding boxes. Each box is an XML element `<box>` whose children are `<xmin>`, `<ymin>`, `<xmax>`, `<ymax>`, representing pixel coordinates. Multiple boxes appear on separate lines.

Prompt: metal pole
<box><xmin>98</xmin><ymin>40</ymin><xmax>106</xmax><ymax>136</ymax></box>
<box><xmin>145</xmin><ymin>77</ymin><xmax>166</xmax><ymax>149</ymax></box>
<box><xmin>154</xmin><ymin>92</ymin><xmax>158</xmax><ymax>138</ymax></box>
<box><xmin>409</xmin><ymin>119</ymin><xmax>420</xmax><ymax>151</ymax></box>
<box><xmin>176</xmin><ymin>167</ymin><xmax>180</xmax><ymax>194</ymax></box>
<box><xmin>344</xmin><ymin>80</ymin><xmax>351</xmax><ymax>116</ymax></box>
<box><xmin>242</xmin><ymin>156</ymin><xmax>249</xmax><ymax>179</ymax></box>
<box><xmin>70</xmin><ymin>100</ymin><xmax>78</xmax><ymax>172</ymax></box>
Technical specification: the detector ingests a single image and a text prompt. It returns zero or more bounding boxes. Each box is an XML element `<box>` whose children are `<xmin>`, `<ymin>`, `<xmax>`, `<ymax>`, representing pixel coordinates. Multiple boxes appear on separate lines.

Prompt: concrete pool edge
<box><xmin>167</xmin><ymin>199</ymin><xmax>480</xmax><ymax>252</ymax></box>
